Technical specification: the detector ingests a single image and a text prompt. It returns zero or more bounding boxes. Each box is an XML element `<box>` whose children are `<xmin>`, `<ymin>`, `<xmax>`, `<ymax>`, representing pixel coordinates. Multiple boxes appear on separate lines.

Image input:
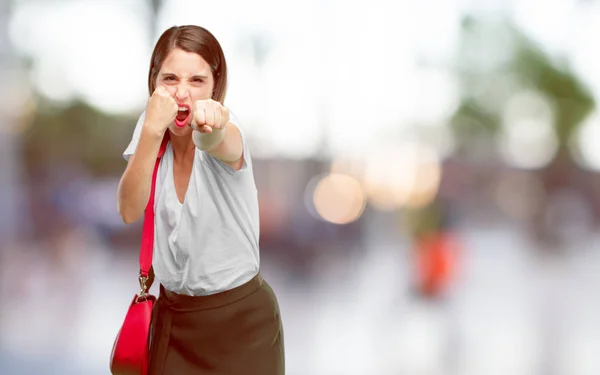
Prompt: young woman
<box><xmin>117</xmin><ymin>25</ymin><xmax>285</xmax><ymax>375</ymax></box>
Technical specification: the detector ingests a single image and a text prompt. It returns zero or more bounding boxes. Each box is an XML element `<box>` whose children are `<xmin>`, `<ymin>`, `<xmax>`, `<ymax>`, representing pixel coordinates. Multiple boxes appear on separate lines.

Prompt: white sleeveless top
<box><xmin>123</xmin><ymin>111</ymin><xmax>260</xmax><ymax>296</ymax></box>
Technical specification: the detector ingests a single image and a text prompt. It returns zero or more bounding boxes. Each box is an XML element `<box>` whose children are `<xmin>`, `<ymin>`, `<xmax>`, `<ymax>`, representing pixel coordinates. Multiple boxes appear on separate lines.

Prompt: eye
<box><xmin>193</xmin><ymin>78</ymin><xmax>204</xmax><ymax>83</ymax></box>
<box><xmin>164</xmin><ymin>76</ymin><xmax>176</xmax><ymax>81</ymax></box>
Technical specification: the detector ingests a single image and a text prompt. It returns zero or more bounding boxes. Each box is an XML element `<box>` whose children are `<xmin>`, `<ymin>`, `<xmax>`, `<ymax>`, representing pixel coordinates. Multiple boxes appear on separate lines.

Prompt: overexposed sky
<box><xmin>7</xmin><ymin>0</ymin><xmax>461</xmax><ymax>159</ymax></box>
<box><xmin>7</xmin><ymin>0</ymin><xmax>600</xmax><ymax>160</ymax></box>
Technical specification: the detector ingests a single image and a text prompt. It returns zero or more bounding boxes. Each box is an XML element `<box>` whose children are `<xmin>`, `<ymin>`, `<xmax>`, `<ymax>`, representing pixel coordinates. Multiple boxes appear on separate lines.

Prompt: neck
<box><xmin>169</xmin><ymin>132</ymin><xmax>195</xmax><ymax>162</ymax></box>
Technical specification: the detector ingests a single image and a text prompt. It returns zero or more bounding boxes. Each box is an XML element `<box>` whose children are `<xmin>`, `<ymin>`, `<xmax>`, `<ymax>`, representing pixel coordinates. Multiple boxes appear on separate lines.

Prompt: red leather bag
<box><xmin>110</xmin><ymin>136</ymin><xmax>168</xmax><ymax>375</ymax></box>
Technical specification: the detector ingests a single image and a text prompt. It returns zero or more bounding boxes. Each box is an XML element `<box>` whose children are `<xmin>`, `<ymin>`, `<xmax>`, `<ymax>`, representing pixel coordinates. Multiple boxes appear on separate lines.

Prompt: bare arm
<box><xmin>193</xmin><ymin>122</ymin><xmax>244</xmax><ymax>170</ymax></box>
<box><xmin>117</xmin><ymin>86</ymin><xmax>177</xmax><ymax>223</ymax></box>
<box><xmin>117</xmin><ymin>127</ymin><xmax>164</xmax><ymax>223</ymax></box>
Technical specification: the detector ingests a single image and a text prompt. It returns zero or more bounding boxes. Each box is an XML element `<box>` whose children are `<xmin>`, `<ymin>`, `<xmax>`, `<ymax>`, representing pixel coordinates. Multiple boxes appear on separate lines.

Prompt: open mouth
<box><xmin>175</xmin><ymin>104</ymin><xmax>191</xmax><ymax>127</ymax></box>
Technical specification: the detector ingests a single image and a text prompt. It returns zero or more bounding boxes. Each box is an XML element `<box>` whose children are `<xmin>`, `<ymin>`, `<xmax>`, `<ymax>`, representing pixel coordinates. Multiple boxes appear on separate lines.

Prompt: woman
<box><xmin>117</xmin><ymin>25</ymin><xmax>285</xmax><ymax>375</ymax></box>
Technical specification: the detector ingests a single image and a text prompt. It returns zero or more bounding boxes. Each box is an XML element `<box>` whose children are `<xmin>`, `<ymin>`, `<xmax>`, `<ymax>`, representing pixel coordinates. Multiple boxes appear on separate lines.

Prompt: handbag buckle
<box><xmin>136</xmin><ymin>275</ymin><xmax>149</xmax><ymax>303</ymax></box>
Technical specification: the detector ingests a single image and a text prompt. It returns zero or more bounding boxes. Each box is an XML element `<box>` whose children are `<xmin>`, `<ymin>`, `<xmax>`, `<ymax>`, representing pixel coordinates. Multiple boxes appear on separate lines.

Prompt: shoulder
<box><xmin>122</xmin><ymin>111</ymin><xmax>147</xmax><ymax>161</ymax></box>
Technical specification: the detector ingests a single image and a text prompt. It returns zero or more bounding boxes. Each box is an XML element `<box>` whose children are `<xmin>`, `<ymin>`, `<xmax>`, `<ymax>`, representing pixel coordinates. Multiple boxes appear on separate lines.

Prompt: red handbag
<box><xmin>110</xmin><ymin>135</ymin><xmax>169</xmax><ymax>375</ymax></box>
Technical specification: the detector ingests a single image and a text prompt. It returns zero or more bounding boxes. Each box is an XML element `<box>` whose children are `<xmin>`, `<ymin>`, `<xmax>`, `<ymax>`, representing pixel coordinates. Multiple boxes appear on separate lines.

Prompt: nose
<box><xmin>175</xmin><ymin>86</ymin><xmax>189</xmax><ymax>102</ymax></box>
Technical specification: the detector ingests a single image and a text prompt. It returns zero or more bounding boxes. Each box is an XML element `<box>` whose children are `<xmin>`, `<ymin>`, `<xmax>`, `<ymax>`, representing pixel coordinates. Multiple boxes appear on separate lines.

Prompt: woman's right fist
<box><xmin>144</xmin><ymin>86</ymin><xmax>177</xmax><ymax>135</ymax></box>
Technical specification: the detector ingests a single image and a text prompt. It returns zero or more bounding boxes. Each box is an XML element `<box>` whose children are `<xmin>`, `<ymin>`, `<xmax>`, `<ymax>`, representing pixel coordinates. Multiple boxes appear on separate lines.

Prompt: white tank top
<box><xmin>123</xmin><ymin>111</ymin><xmax>260</xmax><ymax>296</ymax></box>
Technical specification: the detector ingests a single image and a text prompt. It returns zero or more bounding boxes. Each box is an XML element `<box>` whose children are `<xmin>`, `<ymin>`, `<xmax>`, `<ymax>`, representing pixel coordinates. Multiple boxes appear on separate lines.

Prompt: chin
<box><xmin>168</xmin><ymin>123</ymin><xmax>193</xmax><ymax>137</ymax></box>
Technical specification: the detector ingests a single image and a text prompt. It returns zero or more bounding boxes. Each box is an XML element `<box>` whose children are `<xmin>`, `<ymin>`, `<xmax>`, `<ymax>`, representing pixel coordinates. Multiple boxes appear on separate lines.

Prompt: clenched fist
<box><xmin>144</xmin><ymin>86</ymin><xmax>178</xmax><ymax>135</ymax></box>
<box><xmin>192</xmin><ymin>99</ymin><xmax>230</xmax><ymax>134</ymax></box>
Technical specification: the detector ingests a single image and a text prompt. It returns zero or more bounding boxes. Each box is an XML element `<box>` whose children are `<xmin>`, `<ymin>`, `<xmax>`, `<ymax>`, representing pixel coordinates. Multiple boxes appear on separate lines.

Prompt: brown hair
<box><xmin>148</xmin><ymin>25</ymin><xmax>228</xmax><ymax>102</ymax></box>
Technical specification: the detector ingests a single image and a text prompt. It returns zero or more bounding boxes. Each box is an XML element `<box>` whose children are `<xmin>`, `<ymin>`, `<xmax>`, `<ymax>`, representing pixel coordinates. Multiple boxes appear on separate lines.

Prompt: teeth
<box><xmin>178</xmin><ymin>107</ymin><xmax>188</xmax><ymax>112</ymax></box>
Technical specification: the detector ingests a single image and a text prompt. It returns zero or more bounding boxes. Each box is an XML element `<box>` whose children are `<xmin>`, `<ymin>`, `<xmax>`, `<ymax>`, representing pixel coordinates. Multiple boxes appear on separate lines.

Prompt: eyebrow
<box><xmin>160</xmin><ymin>73</ymin><xmax>208</xmax><ymax>80</ymax></box>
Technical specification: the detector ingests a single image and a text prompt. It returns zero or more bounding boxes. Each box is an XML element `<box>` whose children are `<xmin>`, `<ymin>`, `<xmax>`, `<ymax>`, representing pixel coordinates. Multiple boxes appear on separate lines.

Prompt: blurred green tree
<box><xmin>21</xmin><ymin>97</ymin><xmax>138</xmax><ymax>178</ymax></box>
<box><xmin>451</xmin><ymin>15</ymin><xmax>595</xmax><ymax>158</ymax></box>
<box><xmin>406</xmin><ymin>15</ymin><xmax>596</xmax><ymax>248</ymax></box>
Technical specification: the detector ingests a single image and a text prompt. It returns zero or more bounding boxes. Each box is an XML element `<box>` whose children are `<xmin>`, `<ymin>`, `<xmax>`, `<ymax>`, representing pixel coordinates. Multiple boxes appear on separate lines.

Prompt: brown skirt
<box><xmin>148</xmin><ymin>273</ymin><xmax>285</xmax><ymax>375</ymax></box>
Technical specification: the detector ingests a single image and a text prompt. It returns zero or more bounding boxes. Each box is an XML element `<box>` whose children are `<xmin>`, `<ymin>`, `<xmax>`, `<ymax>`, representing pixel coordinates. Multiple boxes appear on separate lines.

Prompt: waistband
<box><xmin>159</xmin><ymin>272</ymin><xmax>263</xmax><ymax>312</ymax></box>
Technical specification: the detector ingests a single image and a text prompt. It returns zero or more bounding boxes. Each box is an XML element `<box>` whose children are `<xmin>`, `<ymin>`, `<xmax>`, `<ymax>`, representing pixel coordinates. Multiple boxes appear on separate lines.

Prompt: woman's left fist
<box><xmin>192</xmin><ymin>99</ymin><xmax>230</xmax><ymax>134</ymax></box>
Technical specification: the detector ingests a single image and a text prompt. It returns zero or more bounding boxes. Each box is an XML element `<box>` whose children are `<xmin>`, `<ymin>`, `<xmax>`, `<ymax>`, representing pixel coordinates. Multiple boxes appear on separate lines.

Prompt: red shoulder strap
<box><xmin>139</xmin><ymin>133</ymin><xmax>170</xmax><ymax>279</ymax></box>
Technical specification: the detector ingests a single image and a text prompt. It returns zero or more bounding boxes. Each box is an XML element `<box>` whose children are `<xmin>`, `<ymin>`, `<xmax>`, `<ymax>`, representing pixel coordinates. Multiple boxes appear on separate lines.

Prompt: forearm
<box><xmin>193</xmin><ymin>122</ymin><xmax>243</xmax><ymax>162</ymax></box>
<box><xmin>117</xmin><ymin>128</ymin><xmax>163</xmax><ymax>223</ymax></box>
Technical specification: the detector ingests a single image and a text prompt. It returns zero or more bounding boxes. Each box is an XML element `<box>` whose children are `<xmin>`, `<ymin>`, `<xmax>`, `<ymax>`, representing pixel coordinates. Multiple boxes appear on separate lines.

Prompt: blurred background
<box><xmin>1</xmin><ymin>0</ymin><xmax>600</xmax><ymax>374</ymax></box>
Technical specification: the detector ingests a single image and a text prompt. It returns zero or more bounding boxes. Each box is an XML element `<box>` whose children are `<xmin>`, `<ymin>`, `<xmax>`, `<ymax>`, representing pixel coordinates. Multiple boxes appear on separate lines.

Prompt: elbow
<box><xmin>117</xmin><ymin>202</ymin><xmax>142</xmax><ymax>224</ymax></box>
<box><xmin>120</xmin><ymin>212</ymin><xmax>139</xmax><ymax>225</ymax></box>
<box><xmin>117</xmin><ymin>181</ymin><xmax>143</xmax><ymax>224</ymax></box>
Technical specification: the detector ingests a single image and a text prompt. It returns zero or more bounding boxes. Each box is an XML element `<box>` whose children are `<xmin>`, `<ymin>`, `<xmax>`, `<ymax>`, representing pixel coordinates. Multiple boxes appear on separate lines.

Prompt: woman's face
<box><xmin>155</xmin><ymin>48</ymin><xmax>215</xmax><ymax>137</ymax></box>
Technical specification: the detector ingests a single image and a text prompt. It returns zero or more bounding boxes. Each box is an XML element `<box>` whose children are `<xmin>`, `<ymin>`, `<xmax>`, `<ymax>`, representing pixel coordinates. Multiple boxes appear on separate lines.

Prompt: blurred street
<box><xmin>2</xmin><ymin>216</ymin><xmax>600</xmax><ymax>374</ymax></box>
<box><xmin>2</xmin><ymin>0</ymin><xmax>600</xmax><ymax>374</ymax></box>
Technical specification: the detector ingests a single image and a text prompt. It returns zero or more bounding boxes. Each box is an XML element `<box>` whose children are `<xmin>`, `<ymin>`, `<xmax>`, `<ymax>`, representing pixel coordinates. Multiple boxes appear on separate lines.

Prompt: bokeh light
<box><xmin>497</xmin><ymin>90</ymin><xmax>558</xmax><ymax>169</ymax></box>
<box><xmin>362</xmin><ymin>142</ymin><xmax>442</xmax><ymax>210</ymax></box>
<box><xmin>571</xmin><ymin>111</ymin><xmax>600</xmax><ymax>171</ymax></box>
<box><xmin>309</xmin><ymin>173</ymin><xmax>366</xmax><ymax>225</ymax></box>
